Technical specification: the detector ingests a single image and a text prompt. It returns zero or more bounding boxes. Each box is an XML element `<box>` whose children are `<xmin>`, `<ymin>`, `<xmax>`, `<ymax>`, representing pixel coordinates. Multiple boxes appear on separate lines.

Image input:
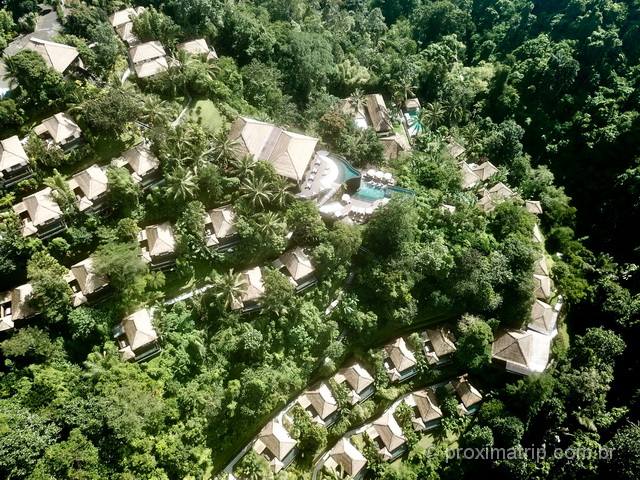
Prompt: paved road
<box><xmin>0</xmin><ymin>5</ymin><xmax>63</xmax><ymax>95</ymax></box>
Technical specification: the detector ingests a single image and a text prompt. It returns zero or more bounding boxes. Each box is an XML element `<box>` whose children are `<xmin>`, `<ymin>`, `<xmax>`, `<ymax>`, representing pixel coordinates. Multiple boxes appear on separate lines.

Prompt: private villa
<box><xmin>13</xmin><ymin>187</ymin><xmax>66</xmax><ymax>239</ymax></box>
<box><xmin>112</xmin><ymin>308</ymin><xmax>161</xmax><ymax>362</ymax></box>
<box><xmin>0</xmin><ymin>135</ymin><xmax>33</xmax><ymax>188</ymax></box>
<box><xmin>34</xmin><ymin>112</ymin><xmax>82</xmax><ymax>151</ymax></box>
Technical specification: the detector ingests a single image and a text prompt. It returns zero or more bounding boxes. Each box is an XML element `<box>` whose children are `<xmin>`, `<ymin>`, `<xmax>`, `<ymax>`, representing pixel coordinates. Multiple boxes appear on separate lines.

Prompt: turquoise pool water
<box><xmin>352</xmin><ymin>180</ymin><xmax>415</xmax><ymax>202</ymax></box>
<box><xmin>333</xmin><ymin>155</ymin><xmax>360</xmax><ymax>184</ymax></box>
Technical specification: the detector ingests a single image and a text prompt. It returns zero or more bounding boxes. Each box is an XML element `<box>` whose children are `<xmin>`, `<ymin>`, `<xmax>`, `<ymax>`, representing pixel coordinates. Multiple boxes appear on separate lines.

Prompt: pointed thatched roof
<box><xmin>278</xmin><ymin>247</ymin><xmax>315</xmax><ymax>282</ymax></box>
<box><xmin>334</xmin><ymin>362</ymin><xmax>374</xmax><ymax>395</ymax></box>
<box><xmin>450</xmin><ymin>376</ymin><xmax>483</xmax><ymax>408</ymax></box>
<box><xmin>26</xmin><ymin>38</ymin><xmax>79</xmax><ymax>73</ymax></box>
<box><xmin>368</xmin><ymin>410</ymin><xmax>406</xmax><ymax>452</ymax></box>
<box><xmin>298</xmin><ymin>382</ymin><xmax>338</xmax><ymax>421</ymax></box>
<box><xmin>529</xmin><ymin>299</ymin><xmax>556</xmax><ymax>335</ymax></box>
<box><xmin>228</xmin><ymin>117</ymin><xmax>318</xmax><ymax>183</ymax></box>
<box><xmin>327</xmin><ymin>438</ymin><xmax>367</xmax><ymax>477</ymax></box>
<box><xmin>121</xmin><ymin>309</ymin><xmax>158</xmax><ymax>351</ymax></box>
<box><xmin>410</xmin><ymin>389</ymin><xmax>443</xmax><ymax>423</ymax></box>
<box><xmin>14</xmin><ymin>187</ymin><xmax>62</xmax><ymax>227</ymax></box>
<box><xmin>492</xmin><ymin>329</ymin><xmax>551</xmax><ymax>374</ymax></box>
<box><xmin>254</xmin><ymin>421</ymin><xmax>297</xmax><ymax>462</ymax></box>
<box><xmin>384</xmin><ymin>337</ymin><xmax>417</xmax><ymax>373</ymax></box>
<box><xmin>0</xmin><ymin>136</ymin><xmax>29</xmax><ymax>174</ymax></box>
<box><xmin>34</xmin><ymin>113</ymin><xmax>81</xmax><ymax>144</ymax></box>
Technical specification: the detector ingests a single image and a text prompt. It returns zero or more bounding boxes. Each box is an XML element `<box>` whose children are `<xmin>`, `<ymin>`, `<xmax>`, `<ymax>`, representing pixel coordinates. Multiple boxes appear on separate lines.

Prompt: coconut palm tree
<box><xmin>348</xmin><ymin>87</ymin><xmax>366</xmax><ymax>114</ymax></box>
<box><xmin>258</xmin><ymin>211</ymin><xmax>286</xmax><ymax>236</ymax></box>
<box><xmin>214</xmin><ymin>269</ymin><xmax>247</xmax><ymax>310</ymax></box>
<box><xmin>2</xmin><ymin>55</ymin><xmax>21</xmax><ymax>91</ymax></box>
<box><xmin>240</xmin><ymin>175</ymin><xmax>273</xmax><ymax>209</ymax></box>
<box><xmin>212</xmin><ymin>130</ymin><xmax>240</xmax><ymax>168</ymax></box>
<box><xmin>421</xmin><ymin>101</ymin><xmax>446</xmax><ymax>130</ymax></box>
<box><xmin>231</xmin><ymin>153</ymin><xmax>257</xmax><ymax>179</ymax></box>
<box><xmin>270</xmin><ymin>176</ymin><xmax>294</xmax><ymax>209</ymax></box>
<box><xmin>139</xmin><ymin>94</ymin><xmax>174</xmax><ymax>127</ymax></box>
<box><xmin>166</xmin><ymin>166</ymin><xmax>198</xmax><ymax>202</ymax></box>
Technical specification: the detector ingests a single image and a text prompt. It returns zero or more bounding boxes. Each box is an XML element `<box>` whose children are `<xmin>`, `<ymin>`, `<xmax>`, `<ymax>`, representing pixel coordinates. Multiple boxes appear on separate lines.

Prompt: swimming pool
<box><xmin>351</xmin><ymin>180</ymin><xmax>415</xmax><ymax>202</ymax></box>
<box><xmin>333</xmin><ymin>155</ymin><xmax>360</xmax><ymax>184</ymax></box>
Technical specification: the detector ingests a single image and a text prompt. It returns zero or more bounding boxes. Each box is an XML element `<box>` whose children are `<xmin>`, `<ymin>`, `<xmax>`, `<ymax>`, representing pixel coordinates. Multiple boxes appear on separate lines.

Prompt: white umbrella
<box><xmin>375</xmin><ymin>171</ymin><xmax>384</xmax><ymax>179</ymax></box>
<box><xmin>367</xmin><ymin>169</ymin><xmax>376</xmax><ymax>177</ymax></box>
<box><xmin>384</xmin><ymin>172</ymin><xmax>393</xmax><ymax>180</ymax></box>
<box><xmin>341</xmin><ymin>194</ymin><xmax>351</xmax><ymax>203</ymax></box>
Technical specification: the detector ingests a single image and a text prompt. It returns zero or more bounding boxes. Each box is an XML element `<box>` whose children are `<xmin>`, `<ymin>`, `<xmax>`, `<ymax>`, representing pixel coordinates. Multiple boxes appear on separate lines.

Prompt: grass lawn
<box><xmin>186</xmin><ymin>98</ymin><xmax>224</xmax><ymax>133</ymax></box>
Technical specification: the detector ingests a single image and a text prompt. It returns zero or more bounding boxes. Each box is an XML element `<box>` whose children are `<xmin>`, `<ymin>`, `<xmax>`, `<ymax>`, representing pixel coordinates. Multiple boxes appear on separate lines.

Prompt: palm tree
<box><xmin>139</xmin><ymin>94</ymin><xmax>173</xmax><ymax>127</ymax></box>
<box><xmin>2</xmin><ymin>55</ymin><xmax>21</xmax><ymax>91</ymax></box>
<box><xmin>348</xmin><ymin>87</ymin><xmax>366</xmax><ymax>114</ymax></box>
<box><xmin>240</xmin><ymin>175</ymin><xmax>273</xmax><ymax>209</ymax></box>
<box><xmin>212</xmin><ymin>131</ymin><xmax>240</xmax><ymax>168</ymax></box>
<box><xmin>270</xmin><ymin>176</ymin><xmax>294</xmax><ymax>209</ymax></box>
<box><xmin>463</xmin><ymin>124</ymin><xmax>482</xmax><ymax>153</ymax></box>
<box><xmin>166</xmin><ymin>166</ymin><xmax>198</xmax><ymax>202</ymax></box>
<box><xmin>258</xmin><ymin>211</ymin><xmax>285</xmax><ymax>236</ymax></box>
<box><xmin>231</xmin><ymin>154</ymin><xmax>257</xmax><ymax>179</ymax></box>
<box><xmin>421</xmin><ymin>101</ymin><xmax>446</xmax><ymax>130</ymax></box>
<box><xmin>214</xmin><ymin>269</ymin><xmax>247</xmax><ymax>310</ymax></box>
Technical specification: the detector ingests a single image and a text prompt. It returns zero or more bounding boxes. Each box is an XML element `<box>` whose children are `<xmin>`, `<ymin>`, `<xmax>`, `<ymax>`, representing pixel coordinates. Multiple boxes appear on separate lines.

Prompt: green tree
<box><xmin>455</xmin><ymin>315</ymin><xmax>493</xmax><ymax>372</ymax></box>
<box><xmin>27</xmin><ymin>251</ymin><xmax>72</xmax><ymax>323</ymax></box>
<box><xmin>81</xmin><ymin>88</ymin><xmax>139</xmax><ymax>136</ymax></box>
<box><xmin>234</xmin><ymin>450</ymin><xmax>273</xmax><ymax>480</ymax></box>
<box><xmin>132</xmin><ymin>6</ymin><xmax>180</xmax><ymax>47</ymax></box>
<box><xmin>28</xmin><ymin>429</ymin><xmax>102</xmax><ymax>480</ymax></box>
<box><xmin>214</xmin><ymin>269</ymin><xmax>248</xmax><ymax>310</ymax></box>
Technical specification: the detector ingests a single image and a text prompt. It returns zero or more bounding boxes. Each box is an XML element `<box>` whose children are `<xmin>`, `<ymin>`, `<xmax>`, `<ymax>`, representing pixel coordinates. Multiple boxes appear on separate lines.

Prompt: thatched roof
<box><xmin>8</xmin><ymin>284</ymin><xmax>35</xmax><ymax>321</ymax></box>
<box><xmin>68</xmin><ymin>258</ymin><xmax>108</xmax><ymax>296</ymax></box>
<box><xmin>232</xmin><ymin>266</ymin><xmax>265</xmax><ymax>310</ymax></box>
<box><xmin>254</xmin><ymin>421</ymin><xmax>297</xmax><ymax>462</ymax></box>
<box><xmin>121</xmin><ymin>309</ymin><xmax>158</xmax><ymax>351</ymax></box>
<box><xmin>68</xmin><ymin>165</ymin><xmax>108</xmax><ymax>210</ymax></box>
<box><xmin>535</xmin><ymin>256</ymin><xmax>550</xmax><ymax>276</ymax></box>
<box><xmin>369</xmin><ymin>410</ymin><xmax>406</xmax><ymax>452</ymax></box>
<box><xmin>451</xmin><ymin>376</ymin><xmax>483</xmax><ymax>408</ymax></box>
<box><xmin>129</xmin><ymin>41</ymin><xmax>166</xmax><ymax>64</ymax></box>
<box><xmin>446</xmin><ymin>136</ymin><xmax>466</xmax><ymax>159</ymax></box>
<box><xmin>108</xmin><ymin>7</ymin><xmax>145</xmax><ymax>27</ymax></box>
<box><xmin>334</xmin><ymin>362</ymin><xmax>374</xmax><ymax>395</ymax></box>
<box><xmin>278</xmin><ymin>247</ymin><xmax>314</xmax><ymax>282</ymax></box>
<box><xmin>26</xmin><ymin>38</ymin><xmax>79</xmax><ymax>73</ymax></box>
<box><xmin>14</xmin><ymin>187</ymin><xmax>62</xmax><ymax>227</ymax></box>
<box><xmin>177</xmin><ymin>38</ymin><xmax>218</xmax><ymax>59</ymax></box>
<box><xmin>529</xmin><ymin>299</ymin><xmax>556</xmax><ymax>335</ymax></box>
<box><xmin>424</xmin><ymin>326</ymin><xmax>457</xmax><ymax>358</ymax></box>
<box><xmin>145</xmin><ymin>222</ymin><xmax>176</xmax><ymax>257</ymax></box>
<box><xmin>205</xmin><ymin>205</ymin><xmax>237</xmax><ymax>246</ymax></box>
<box><xmin>120</xmin><ymin>144</ymin><xmax>161</xmax><ymax>177</ymax></box>
<box><xmin>533</xmin><ymin>274</ymin><xmax>552</xmax><ymax>300</ymax></box>
<box><xmin>380</xmin><ymin>134</ymin><xmax>410</xmax><ymax>160</ymax></box>
<box><xmin>364</xmin><ymin>94</ymin><xmax>393</xmax><ymax>133</ymax></box>
<box><xmin>525</xmin><ymin>200</ymin><xmax>543</xmax><ymax>214</ymax></box>
<box><xmin>384</xmin><ymin>337</ymin><xmax>417</xmax><ymax>373</ymax></box>
<box><xmin>229</xmin><ymin>117</ymin><xmax>318</xmax><ymax>182</ymax></box>
<box><xmin>34</xmin><ymin>113</ymin><xmax>81</xmax><ymax>144</ymax></box>
<box><xmin>410</xmin><ymin>389</ymin><xmax>443</xmax><ymax>423</ymax></box>
<box><xmin>327</xmin><ymin>438</ymin><xmax>367</xmax><ymax>477</ymax></box>
<box><xmin>298</xmin><ymin>382</ymin><xmax>338</xmax><ymax>421</ymax></box>
<box><xmin>472</xmin><ymin>161</ymin><xmax>499</xmax><ymax>181</ymax></box>
<box><xmin>492</xmin><ymin>329</ymin><xmax>551</xmax><ymax>374</ymax></box>
<box><xmin>0</xmin><ymin>136</ymin><xmax>29</xmax><ymax>174</ymax></box>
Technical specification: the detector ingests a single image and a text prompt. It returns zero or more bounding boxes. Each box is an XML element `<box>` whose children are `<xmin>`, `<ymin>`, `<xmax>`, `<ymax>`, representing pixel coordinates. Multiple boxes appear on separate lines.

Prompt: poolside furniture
<box><xmin>367</xmin><ymin>169</ymin><xmax>376</xmax><ymax>177</ymax></box>
<box><xmin>384</xmin><ymin>172</ymin><xmax>393</xmax><ymax>181</ymax></box>
<box><xmin>375</xmin><ymin>171</ymin><xmax>384</xmax><ymax>179</ymax></box>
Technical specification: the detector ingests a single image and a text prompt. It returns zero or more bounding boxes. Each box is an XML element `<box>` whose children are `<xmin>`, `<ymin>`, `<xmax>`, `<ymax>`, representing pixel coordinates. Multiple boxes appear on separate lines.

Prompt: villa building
<box><xmin>231</xmin><ymin>266</ymin><xmax>265</xmax><ymax>312</ymax></box>
<box><xmin>272</xmin><ymin>247</ymin><xmax>317</xmax><ymax>292</ymax></box>
<box><xmin>382</xmin><ymin>337</ymin><xmax>418</xmax><ymax>383</ymax></box>
<box><xmin>34</xmin><ymin>113</ymin><xmax>82</xmax><ymax>151</ymax></box>
<box><xmin>296</xmin><ymin>381</ymin><xmax>339</xmax><ymax>426</ymax></box>
<box><xmin>139</xmin><ymin>222</ymin><xmax>177</xmax><ymax>271</ymax></box>
<box><xmin>228</xmin><ymin>116</ymin><xmax>318</xmax><ymax>183</ymax></box>
<box><xmin>13</xmin><ymin>187</ymin><xmax>66</xmax><ymax>239</ymax></box>
<box><xmin>25</xmin><ymin>38</ymin><xmax>81</xmax><ymax>74</ymax></box>
<box><xmin>253</xmin><ymin>420</ymin><xmax>298</xmax><ymax>474</ymax></box>
<box><xmin>333</xmin><ymin>361</ymin><xmax>375</xmax><ymax>405</ymax></box>
<box><xmin>324</xmin><ymin>438</ymin><xmax>367</xmax><ymax>479</ymax></box>
<box><xmin>0</xmin><ymin>284</ymin><xmax>36</xmax><ymax>332</ymax></box>
<box><xmin>0</xmin><ymin>135</ymin><xmax>33</xmax><ymax>188</ymax></box>
<box><xmin>67</xmin><ymin>165</ymin><xmax>109</xmax><ymax>213</ymax></box>
<box><xmin>366</xmin><ymin>409</ymin><xmax>407</xmax><ymax>461</ymax></box>
<box><xmin>128</xmin><ymin>41</ymin><xmax>169</xmax><ymax>78</ymax></box>
<box><xmin>113</xmin><ymin>308</ymin><xmax>161</xmax><ymax>362</ymax></box>
<box><xmin>115</xmin><ymin>144</ymin><xmax>162</xmax><ymax>189</ymax></box>
<box><xmin>204</xmin><ymin>205</ymin><xmax>240</xmax><ymax>250</ymax></box>
<box><xmin>64</xmin><ymin>258</ymin><xmax>111</xmax><ymax>307</ymax></box>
